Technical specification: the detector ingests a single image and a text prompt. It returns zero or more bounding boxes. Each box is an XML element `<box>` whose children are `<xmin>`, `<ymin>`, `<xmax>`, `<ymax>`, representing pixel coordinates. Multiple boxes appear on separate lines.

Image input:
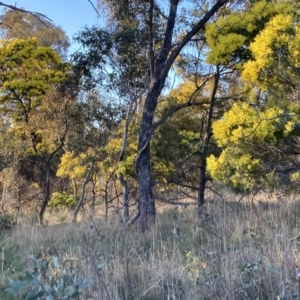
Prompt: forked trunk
<box><xmin>136</xmin><ymin>1</ymin><xmax>228</xmax><ymax>231</ymax></box>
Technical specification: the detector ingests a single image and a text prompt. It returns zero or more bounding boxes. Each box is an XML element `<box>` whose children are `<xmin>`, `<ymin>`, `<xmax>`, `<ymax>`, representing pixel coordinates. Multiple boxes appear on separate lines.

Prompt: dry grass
<box><xmin>1</xmin><ymin>193</ymin><xmax>300</xmax><ymax>299</ymax></box>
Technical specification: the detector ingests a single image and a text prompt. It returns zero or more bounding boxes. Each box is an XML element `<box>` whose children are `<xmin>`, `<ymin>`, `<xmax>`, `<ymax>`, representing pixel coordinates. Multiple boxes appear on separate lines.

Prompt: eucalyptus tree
<box><xmin>74</xmin><ymin>0</ymin><xmax>272</xmax><ymax>229</ymax></box>
<box><xmin>0</xmin><ymin>2</ymin><xmax>52</xmax><ymax>28</ymax></box>
<box><xmin>72</xmin><ymin>9</ymin><xmax>151</xmax><ymax>224</ymax></box>
<box><xmin>95</xmin><ymin>0</ymin><xmax>243</xmax><ymax>230</ymax></box>
<box><xmin>0</xmin><ymin>9</ymin><xmax>69</xmax><ymax>57</ymax></box>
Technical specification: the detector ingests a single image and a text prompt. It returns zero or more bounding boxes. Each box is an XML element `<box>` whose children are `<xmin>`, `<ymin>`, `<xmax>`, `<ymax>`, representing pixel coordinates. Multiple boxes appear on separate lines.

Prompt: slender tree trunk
<box><xmin>198</xmin><ymin>67</ymin><xmax>220</xmax><ymax>221</ymax></box>
<box><xmin>91</xmin><ymin>177</ymin><xmax>96</xmax><ymax>213</ymax></box>
<box><xmin>119</xmin><ymin>174</ymin><xmax>130</xmax><ymax>222</ymax></box>
<box><xmin>104</xmin><ymin>189</ymin><xmax>108</xmax><ymax>219</ymax></box>
<box><xmin>39</xmin><ymin>162</ymin><xmax>51</xmax><ymax>225</ymax></box>
<box><xmin>72</xmin><ymin>162</ymin><xmax>94</xmax><ymax>224</ymax></box>
<box><xmin>72</xmin><ymin>178</ymin><xmax>77</xmax><ymax>198</ymax></box>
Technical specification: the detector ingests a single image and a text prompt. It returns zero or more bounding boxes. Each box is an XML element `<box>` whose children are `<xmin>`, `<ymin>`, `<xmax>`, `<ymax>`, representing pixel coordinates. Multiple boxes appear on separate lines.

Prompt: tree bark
<box><xmin>198</xmin><ymin>67</ymin><xmax>220</xmax><ymax>221</ymax></box>
<box><xmin>136</xmin><ymin>81</ymin><xmax>164</xmax><ymax>231</ymax></box>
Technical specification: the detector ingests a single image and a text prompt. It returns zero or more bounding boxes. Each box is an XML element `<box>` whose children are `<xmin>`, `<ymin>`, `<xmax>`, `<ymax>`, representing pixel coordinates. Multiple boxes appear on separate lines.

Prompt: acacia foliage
<box><xmin>207</xmin><ymin>2</ymin><xmax>300</xmax><ymax>192</ymax></box>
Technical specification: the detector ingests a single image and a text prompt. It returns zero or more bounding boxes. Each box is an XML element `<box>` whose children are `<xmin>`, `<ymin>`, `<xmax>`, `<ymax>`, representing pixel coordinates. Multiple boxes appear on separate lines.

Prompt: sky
<box><xmin>2</xmin><ymin>0</ymin><xmax>103</xmax><ymax>52</ymax></box>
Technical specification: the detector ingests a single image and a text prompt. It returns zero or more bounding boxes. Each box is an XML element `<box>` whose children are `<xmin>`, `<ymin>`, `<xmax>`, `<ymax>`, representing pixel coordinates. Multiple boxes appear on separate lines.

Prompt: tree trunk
<box><xmin>72</xmin><ymin>178</ymin><xmax>78</xmax><ymax>198</ymax></box>
<box><xmin>119</xmin><ymin>174</ymin><xmax>130</xmax><ymax>222</ymax></box>
<box><xmin>136</xmin><ymin>81</ymin><xmax>163</xmax><ymax>231</ymax></box>
<box><xmin>136</xmin><ymin>142</ymin><xmax>155</xmax><ymax>231</ymax></box>
<box><xmin>39</xmin><ymin>162</ymin><xmax>51</xmax><ymax>225</ymax></box>
<box><xmin>198</xmin><ymin>67</ymin><xmax>220</xmax><ymax>221</ymax></box>
<box><xmin>72</xmin><ymin>162</ymin><xmax>94</xmax><ymax>224</ymax></box>
<box><xmin>91</xmin><ymin>176</ymin><xmax>96</xmax><ymax>213</ymax></box>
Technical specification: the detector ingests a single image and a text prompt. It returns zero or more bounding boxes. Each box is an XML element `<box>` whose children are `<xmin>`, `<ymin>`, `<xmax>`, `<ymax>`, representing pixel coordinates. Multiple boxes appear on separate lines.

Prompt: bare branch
<box><xmin>0</xmin><ymin>1</ymin><xmax>52</xmax><ymax>27</ymax></box>
<box><xmin>127</xmin><ymin>205</ymin><xmax>140</xmax><ymax>226</ymax></box>
<box><xmin>0</xmin><ymin>21</ymin><xmax>11</xmax><ymax>29</ymax></box>
<box><xmin>168</xmin><ymin>179</ymin><xmax>198</xmax><ymax>191</ymax></box>
<box><xmin>119</xmin><ymin>90</ymin><xmax>145</xmax><ymax>161</ymax></box>
<box><xmin>87</xmin><ymin>0</ymin><xmax>100</xmax><ymax>17</ymax></box>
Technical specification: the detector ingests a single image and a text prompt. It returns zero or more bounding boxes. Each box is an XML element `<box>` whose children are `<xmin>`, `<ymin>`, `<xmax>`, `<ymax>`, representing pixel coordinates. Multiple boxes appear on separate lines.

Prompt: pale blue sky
<box><xmin>2</xmin><ymin>0</ymin><xmax>103</xmax><ymax>52</ymax></box>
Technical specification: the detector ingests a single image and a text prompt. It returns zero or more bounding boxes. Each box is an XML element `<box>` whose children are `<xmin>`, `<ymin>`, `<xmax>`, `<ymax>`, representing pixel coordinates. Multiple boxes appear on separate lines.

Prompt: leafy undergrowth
<box><xmin>1</xmin><ymin>196</ymin><xmax>300</xmax><ymax>299</ymax></box>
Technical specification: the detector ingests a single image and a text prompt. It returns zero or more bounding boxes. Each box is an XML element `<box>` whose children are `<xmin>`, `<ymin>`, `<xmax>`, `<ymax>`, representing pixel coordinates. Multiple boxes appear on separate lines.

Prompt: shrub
<box><xmin>48</xmin><ymin>192</ymin><xmax>77</xmax><ymax>209</ymax></box>
<box><xmin>0</xmin><ymin>214</ymin><xmax>16</xmax><ymax>231</ymax></box>
<box><xmin>5</xmin><ymin>253</ymin><xmax>93</xmax><ymax>299</ymax></box>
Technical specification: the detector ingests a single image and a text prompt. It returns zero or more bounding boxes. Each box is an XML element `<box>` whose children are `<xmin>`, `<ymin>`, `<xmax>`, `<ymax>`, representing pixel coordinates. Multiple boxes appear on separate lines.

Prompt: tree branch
<box><xmin>0</xmin><ymin>1</ymin><xmax>52</xmax><ymax>26</ymax></box>
<box><xmin>87</xmin><ymin>0</ymin><xmax>100</xmax><ymax>17</ymax></box>
<box><xmin>147</xmin><ymin>0</ymin><xmax>155</xmax><ymax>78</ymax></box>
<box><xmin>119</xmin><ymin>89</ymin><xmax>145</xmax><ymax>161</ymax></box>
<box><xmin>152</xmin><ymin>76</ymin><xmax>211</xmax><ymax>130</ymax></box>
<box><xmin>0</xmin><ymin>22</ymin><xmax>11</xmax><ymax>29</ymax></box>
<box><xmin>162</xmin><ymin>0</ymin><xmax>229</xmax><ymax>79</ymax></box>
<box><xmin>156</xmin><ymin>0</ymin><xmax>180</xmax><ymax>70</ymax></box>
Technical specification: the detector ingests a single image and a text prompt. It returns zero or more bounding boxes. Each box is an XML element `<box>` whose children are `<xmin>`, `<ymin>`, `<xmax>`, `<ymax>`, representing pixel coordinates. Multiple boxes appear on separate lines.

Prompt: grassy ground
<box><xmin>0</xmin><ymin>194</ymin><xmax>300</xmax><ymax>299</ymax></box>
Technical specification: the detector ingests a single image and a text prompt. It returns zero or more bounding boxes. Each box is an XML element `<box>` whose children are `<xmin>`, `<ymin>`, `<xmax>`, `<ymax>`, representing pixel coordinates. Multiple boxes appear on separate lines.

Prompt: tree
<box><xmin>95</xmin><ymin>0</ymin><xmax>236</xmax><ymax>230</ymax></box>
<box><xmin>0</xmin><ymin>38</ymin><xmax>78</xmax><ymax>223</ymax></box>
<box><xmin>136</xmin><ymin>0</ymin><xmax>264</xmax><ymax>230</ymax></box>
<box><xmin>0</xmin><ymin>38</ymin><xmax>66</xmax><ymax>123</ymax></box>
<box><xmin>0</xmin><ymin>2</ymin><xmax>52</xmax><ymax>24</ymax></box>
<box><xmin>72</xmin><ymin>13</ymin><xmax>150</xmax><ymax>224</ymax></box>
<box><xmin>207</xmin><ymin>5</ymin><xmax>300</xmax><ymax>193</ymax></box>
<box><xmin>0</xmin><ymin>9</ymin><xmax>69</xmax><ymax>57</ymax></box>
<box><xmin>0</xmin><ymin>4</ymin><xmax>71</xmax><ymax>215</ymax></box>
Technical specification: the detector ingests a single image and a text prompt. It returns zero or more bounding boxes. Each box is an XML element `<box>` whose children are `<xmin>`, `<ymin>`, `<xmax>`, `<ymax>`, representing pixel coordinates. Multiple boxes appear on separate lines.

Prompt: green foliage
<box><xmin>151</xmin><ymin>79</ymin><xmax>219</xmax><ymax>186</ymax></box>
<box><xmin>242</xmin><ymin>12</ymin><xmax>300</xmax><ymax>99</ymax></box>
<box><xmin>205</xmin><ymin>0</ymin><xmax>294</xmax><ymax>64</ymax></box>
<box><xmin>207</xmin><ymin>148</ymin><xmax>261</xmax><ymax>191</ymax></box>
<box><xmin>57</xmin><ymin>152</ymin><xmax>89</xmax><ymax>181</ymax></box>
<box><xmin>48</xmin><ymin>192</ymin><xmax>78</xmax><ymax>209</ymax></box>
<box><xmin>212</xmin><ymin>103</ymin><xmax>285</xmax><ymax>147</ymax></box>
<box><xmin>0</xmin><ymin>38</ymin><xmax>67</xmax><ymax>123</ymax></box>
<box><xmin>204</xmin><ymin>1</ymin><xmax>300</xmax><ymax>193</ymax></box>
<box><xmin>73</xmin><ymin>21</ymin><xmax>149</xmax><ymax>92</ymax></box>
<box><xmin>207</xmin><ymin>101</ymin><xmax>300</xmax><ymax>191</ymax></box>
<box><xmin>5</xmin><ymin>254</ymin><xmax>93</xmax><ymax>300</ymax></box>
